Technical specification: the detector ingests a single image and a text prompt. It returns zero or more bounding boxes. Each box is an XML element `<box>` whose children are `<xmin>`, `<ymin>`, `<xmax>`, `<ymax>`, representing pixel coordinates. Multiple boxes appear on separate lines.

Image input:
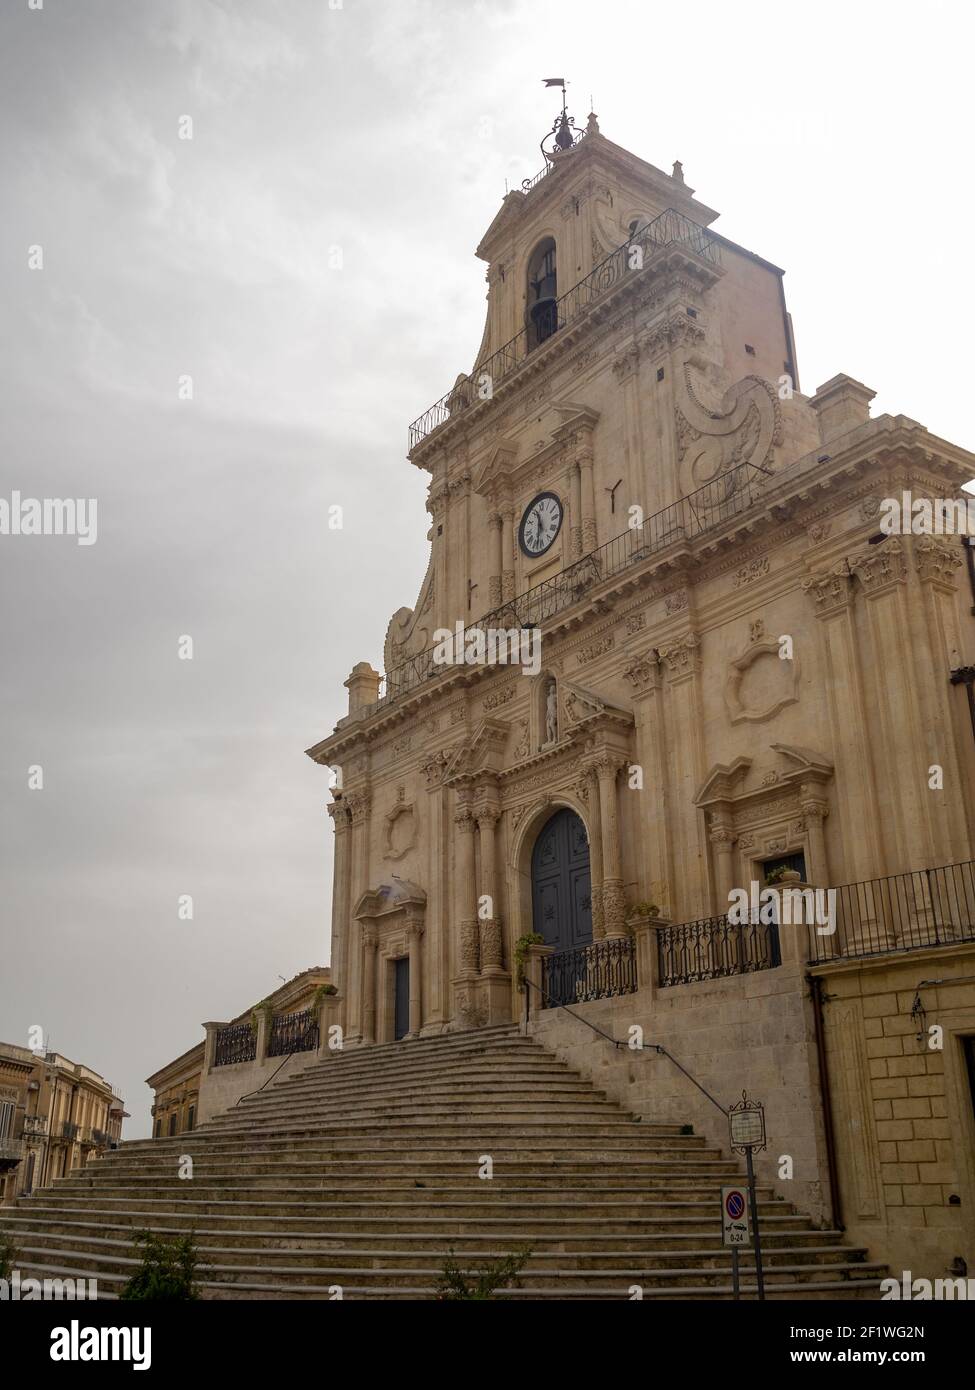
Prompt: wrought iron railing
<box><xmin>657</xmin><ymin>916</ymin><xmax>781</xmax><ymax>988</ymax></box>
<box><xmin>540</xmin><ymin>937</ymin><xmax>637</xmax><ymax>1008</ymax></box>
<box><xmin>807</xmin><ymin>859</ymin><xmax>975</xmax><ymax>965</ymax></box>
<box><xmin>408</xmin><ymin>207</ymin><xmax>720</xmax><ymax>450</ymax></box>
<box><xmin>59</xmin><ymin>1121</ymin><xmax>80</xmax><ymax>1142</ymax></box>
<box><xmin>214</xmin><ymin>1021</ymin><xmax>257</xmax><ymax>1068</ymax></box>
<box><xmin>376</xmin><ymin>460</ymin><xmax>765</xmax><ymax>710</ymax></box>
<box><xmin>267</xmin><ymin>1008</ymin><xmax>319</xmax><ymax>1058</ymax></box>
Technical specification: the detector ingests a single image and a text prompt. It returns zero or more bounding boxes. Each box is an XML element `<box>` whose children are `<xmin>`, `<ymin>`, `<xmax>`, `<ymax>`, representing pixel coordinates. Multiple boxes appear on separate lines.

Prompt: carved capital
<box><xmin>849</xmin><ymin>538</ymin><xmax>907</xmax><ymax>596</ymax></box>
<box><xmin>914</xmin><ymin>536</ymin><xmax>964</xmax><ymax>588</ymax></box>
<box><xmin>623</xmin><ymin>650</ymin><xmax>661</xmax><ymax>697</ymax></box>
<box><xmin>658</xmin><ymin>632</ymin><xmax>701</xmax><ymax>682</ymax></box>
<box><xmin>802</xmin><ymin>567</ymin><xmax>854</xmax><ymax>618</ymax></box>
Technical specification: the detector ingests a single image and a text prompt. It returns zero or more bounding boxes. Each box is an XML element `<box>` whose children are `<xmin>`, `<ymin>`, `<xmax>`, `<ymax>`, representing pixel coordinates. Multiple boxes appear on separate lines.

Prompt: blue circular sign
<box><xmin>726</xmin><ymin>1191</ymin><xmax>745</xmax><ymax>1220</ymax></box>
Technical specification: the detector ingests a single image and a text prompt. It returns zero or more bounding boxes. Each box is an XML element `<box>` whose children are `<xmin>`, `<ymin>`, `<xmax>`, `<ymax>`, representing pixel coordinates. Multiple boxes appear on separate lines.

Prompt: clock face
<box><xmin>519</xmin><ymin>492</ymin><xmax>563</xmax><ymax>557</ymax></box>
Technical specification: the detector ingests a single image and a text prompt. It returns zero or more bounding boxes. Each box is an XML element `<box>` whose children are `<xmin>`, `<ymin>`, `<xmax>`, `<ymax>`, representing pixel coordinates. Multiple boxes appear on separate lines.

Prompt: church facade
<box><xmin>306</xmin><ymin>112</ymin><xmax>975</xmax><ymax>1277</ymax></box>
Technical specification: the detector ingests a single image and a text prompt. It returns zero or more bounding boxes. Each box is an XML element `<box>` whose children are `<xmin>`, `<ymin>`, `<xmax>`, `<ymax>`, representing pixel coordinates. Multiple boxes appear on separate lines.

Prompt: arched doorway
<box><xmin>531</xmin><ymin>808</ymin><xmax>593</xmax><ymax>952</ymax></box>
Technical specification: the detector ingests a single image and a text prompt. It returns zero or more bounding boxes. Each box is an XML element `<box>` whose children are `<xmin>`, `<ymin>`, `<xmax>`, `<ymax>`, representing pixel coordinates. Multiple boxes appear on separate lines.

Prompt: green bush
<box><xmin>119</xmin><ymin>1230</ymin><xmax>199</xmax><ymax>1301</ymax></box>
<box><xmin>435</xmin><ymin>1248</ymin><xmax>531</xmax><ymax>1300</ymax></box>
<box><xmin>0</xmin><ymin>1232</ymin><xmax>15</xmax><ymax>1282</ymax></box>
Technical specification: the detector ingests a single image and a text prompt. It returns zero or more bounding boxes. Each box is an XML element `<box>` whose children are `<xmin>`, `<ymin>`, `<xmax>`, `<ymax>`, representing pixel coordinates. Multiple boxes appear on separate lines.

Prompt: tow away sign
<box><xmin>721</xmin><ymin>1185</ymin><xmax>750</xmax><ymax>1247</ymax></box>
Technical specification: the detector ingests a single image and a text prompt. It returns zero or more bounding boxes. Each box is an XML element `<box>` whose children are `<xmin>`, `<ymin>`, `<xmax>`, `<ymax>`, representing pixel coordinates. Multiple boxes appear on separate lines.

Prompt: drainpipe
<box><xmin>809</xmin><ymin>974</ymin><xmax>843</xmax><ymax>1231</ymax></box>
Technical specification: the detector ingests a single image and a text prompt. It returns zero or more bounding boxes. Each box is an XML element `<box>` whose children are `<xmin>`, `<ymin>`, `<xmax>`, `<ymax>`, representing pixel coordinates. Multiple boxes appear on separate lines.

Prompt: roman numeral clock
<box><xmin>518</xmin><ymin>491</ymin><xmax>563</xmax><ymax>558</ymax></box>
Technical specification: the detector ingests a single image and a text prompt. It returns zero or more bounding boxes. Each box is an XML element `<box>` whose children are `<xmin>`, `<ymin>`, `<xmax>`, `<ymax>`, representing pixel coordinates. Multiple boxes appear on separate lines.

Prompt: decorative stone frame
<box><xmin>506</xmin><ymin>789</ymin><xmax>595</xmax><ymax>957</ymax></box>
<box><xmin>352</xmin><ymin>883</ymin><xmax>426</xmax><ymax>1044</ymax></box>
<box><xmin>695</xmin><ymin>745</ymin><xmax>833</xmax><ymax>914</ymax></box>
<box><xmin>382</xmin><ymin>787</ymin><xmax>417</xmax><ymax>861</ymax></box>
<box><xmin>724</xmin><ymin>622</ymin><xmax>800</xmax><ymax>725</ymax></box>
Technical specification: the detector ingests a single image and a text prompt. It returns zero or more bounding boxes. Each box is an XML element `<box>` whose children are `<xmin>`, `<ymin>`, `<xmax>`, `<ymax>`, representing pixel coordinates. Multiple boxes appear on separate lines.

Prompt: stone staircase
<box><xmin>0</xmin><ymin>1025</ymin><xmax>884</xmax><ymax>1299</ymax></box>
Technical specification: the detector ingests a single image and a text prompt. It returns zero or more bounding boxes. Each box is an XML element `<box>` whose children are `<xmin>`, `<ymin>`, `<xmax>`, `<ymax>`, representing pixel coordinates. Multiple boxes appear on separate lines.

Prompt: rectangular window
<box><xmin>0</xmin><ymin>1101</ymin><xmax>14</xmax><ymax>1142</ymax></box>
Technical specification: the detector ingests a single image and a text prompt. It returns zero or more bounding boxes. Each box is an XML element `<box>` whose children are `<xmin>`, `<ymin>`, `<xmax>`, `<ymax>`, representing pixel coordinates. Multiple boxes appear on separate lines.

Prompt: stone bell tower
<box><xmin>306</xmin><ymin>96</ymin><xmax>975</xmax><ymax>1049</ymax></box>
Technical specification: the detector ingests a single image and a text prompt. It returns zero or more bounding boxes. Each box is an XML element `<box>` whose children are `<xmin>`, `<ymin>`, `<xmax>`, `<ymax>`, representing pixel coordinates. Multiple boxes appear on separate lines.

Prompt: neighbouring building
<box><xmin>300</xmin><ymin>105</ymin><xmax>975</xmax><ymax>1281</ymax></box>
<box><xmin>147</xmin><ymin>966</ymin><xmax>333</xmax><ymax>1130</ymax></box>
<box><xmin>0</xmin><ymin>1041</ymin><xmax>127</xmax><ymax>1204</ymax></box>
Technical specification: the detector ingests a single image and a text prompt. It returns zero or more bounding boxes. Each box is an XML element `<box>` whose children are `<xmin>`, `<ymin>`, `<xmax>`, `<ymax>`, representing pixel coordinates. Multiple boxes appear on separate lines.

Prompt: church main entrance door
<box><xmin>530</xmin><ymin>808</ymin><xmax>593</xmax><ymax>954</ymax></box>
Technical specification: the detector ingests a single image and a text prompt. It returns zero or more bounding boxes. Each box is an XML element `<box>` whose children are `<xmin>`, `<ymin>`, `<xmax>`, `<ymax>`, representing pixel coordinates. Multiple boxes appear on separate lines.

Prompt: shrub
<box><xmin>119</xmin><ymin>1230</ymin><xmax>199</xmax><ymax>1301</ymax></box>
<box><xmin>435</xmin><ymin>1248</ymin><xmax>531</xmax><ymax>1300</ymax></box>
<box><xmin>0</xmin><ymin>1232</ymin><xmax>15</xmax><ymax>1282</ymax></box>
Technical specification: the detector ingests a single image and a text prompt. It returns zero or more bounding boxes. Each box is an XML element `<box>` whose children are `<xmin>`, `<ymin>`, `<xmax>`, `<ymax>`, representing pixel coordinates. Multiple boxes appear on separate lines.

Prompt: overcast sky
<box><xmin>1</xmin><ymin>0</ymin><xmax>972</xmax><ymax>1138</ymax></box>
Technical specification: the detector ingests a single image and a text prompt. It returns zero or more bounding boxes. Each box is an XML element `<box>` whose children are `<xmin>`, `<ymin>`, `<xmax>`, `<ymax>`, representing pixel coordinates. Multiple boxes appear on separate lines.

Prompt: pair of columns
<box><xmin>579</xmin><ymin>752</ymin><xmax>629</xmax><ymax>940</ymax></box>
<box><xmin>454</xmin><ymin>803</ymin><xmax>504</xmax><ymax>976</ymax></box>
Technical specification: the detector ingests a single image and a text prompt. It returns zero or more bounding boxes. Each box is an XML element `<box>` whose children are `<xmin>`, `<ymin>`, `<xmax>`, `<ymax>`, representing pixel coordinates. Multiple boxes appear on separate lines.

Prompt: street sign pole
<box><xmin>728</xmin><ymin>1091</ymin><xmax>767</xmax><ymax>1303</ymax></box>
<box><xmin>744</xmin><ymin>1143</ymin><xmax>765</xmax><ymax>1301</ymax></box>
<box><xmin>731</xmin><ymin>1246</ymin><xmax>740</xmax><ymax>1301</ymax></box>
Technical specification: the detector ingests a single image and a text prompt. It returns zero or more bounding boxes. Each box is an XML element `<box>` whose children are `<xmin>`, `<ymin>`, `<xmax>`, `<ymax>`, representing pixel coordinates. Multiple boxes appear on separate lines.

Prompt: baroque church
<box><xmin>7</xmin><ymin>103</ymin><xmax>975</xmax><ymax>1299</ymax></box>
<box><xmin>304</xmin><ymin>104</ymin><xmax>975</xmax><ymax>1279</ymax></box>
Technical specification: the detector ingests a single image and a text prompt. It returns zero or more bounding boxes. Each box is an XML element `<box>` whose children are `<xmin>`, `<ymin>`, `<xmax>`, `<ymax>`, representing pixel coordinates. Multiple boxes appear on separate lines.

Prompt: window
<box><xmin>168</xmin><ymin>1112</ymin><xmax>177</xmax><ymax>1137</ymax></box>
<box><xmin>154</xmin><ymin>1119</ymin><xmax>161</xmax><ymax>1139</ymax></box>
<box><xmin>187</xmin><ymin>1105</ymin><xmax>195</xmax><ymax>1133</ymax></box>
<box><xmin>0</xmin><ymin>1101</ymin><xmax>14</xmax><ymax>1142</ymax></box>
<box><xmin>526</xmin><ymin>238</ymin><xmax>558</xmax><ymax>348</ymax></box>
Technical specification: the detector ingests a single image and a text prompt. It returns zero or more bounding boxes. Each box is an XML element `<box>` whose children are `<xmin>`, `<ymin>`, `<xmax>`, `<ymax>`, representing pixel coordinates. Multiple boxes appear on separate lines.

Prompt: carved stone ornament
<box><xmin>724</xmin><ymin>625</ymin><xmax>800</xmax><ymax>725</ymax></box>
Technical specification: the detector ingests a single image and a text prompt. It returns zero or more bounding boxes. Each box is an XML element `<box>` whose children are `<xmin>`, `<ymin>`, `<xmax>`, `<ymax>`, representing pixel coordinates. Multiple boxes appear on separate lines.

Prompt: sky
<box><xmin>1</xmin><ymin>0</ymin><xmax>972</xmax><ymax>1138</ymax></box>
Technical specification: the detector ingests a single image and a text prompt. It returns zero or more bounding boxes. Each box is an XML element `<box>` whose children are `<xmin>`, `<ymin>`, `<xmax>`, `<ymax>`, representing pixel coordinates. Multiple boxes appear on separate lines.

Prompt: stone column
<box><xmin>202</xmin><ymin>1023</ymin><xmax>225</xmax><ymax>1075</ymax></box>
<box><xmin>406</xmin><ymin>919</ymin><xmax>424</xmax><ymax>1037</ymax></box>
<box><xmin>570</xmin><ymin>462</ymin><xmax>583</xmax><ymax>558</ymax></box>
<box><xmin>255</xmin><ymin>1008</ymin><xmax>271</xmax><ymax>1065</ymax></box>
<box><xmin>800</xmin><ymin>799</ymin><xmax>829</xmax><ymax>886</ymax></box>
<box><xmin>578</xmin><ymin>765</ymin><xmax>605</xmax><ymax>940</ymax></box>
<box><xmin>579</xmin><ymin>448</ymin><xmax>597</xmax><ymax>552</ymax></box>
<box><xmin>487</xmin><ymin>512</ymin><xmax>503</xmax><ymax>607</ymax></box>
<box><xmin>802</xmin><ymin>566</ymin><xmax>881</xmax><ymax>880</ymax></box>
<box><xmin>623</xmin><ymin>649</ymin><xmax>672</xmax><ymax>916</ymax></box>
<box><xmin>326</xmin><ymin>799</ymin><xmax>352</xmax><ymax>1011</ymax></box>
<box><xmin>658</xmin><ymin>633</ymin><xmax>708</xmax><ymax>920</ymax></box>
<box><xmin>360</xmin><ymin>926</ymin><xmax>378</xmax><ymax>1046</ymax></box>
<box><xmin>521</xmin><ymin>943</ymin><xmax>554</xmax><ymax>1028</ymax></box>
<box><xmin>476</xmin><ymin>807</ymin><xmax>504</xmax><ymax>973</ymax></box>
<box><xmin>708</xmin><ymin>819</ymin><xmax>738</xmax><ymax>914</ymax></box>
<box><xmin>316</xmin><ymin>994</ymin><xmax>342</xmax><ymax>1059</ymax></box>
<box><xmin>596</xmin><ymin>754</ymin><xmax>627</xmax><ymax>937</ymax></box>
<box><xmin>849</xmin><ymin>540</ymin><xmax>932</xmax><ymax>870</ymax></box>
<box><xmin>344</xmin><ymin>789</ymin><xmax>372</xmax><ymax>1041</ymax></box>
<box><xmin>454</xmin><ymin>805</ymin><xmax>479</xmax><ymax>975</ymax></box>
<box><xmin>501</xmin><ymin>506</ymin><xmax>516</xmax><ymax>601</ymax></box>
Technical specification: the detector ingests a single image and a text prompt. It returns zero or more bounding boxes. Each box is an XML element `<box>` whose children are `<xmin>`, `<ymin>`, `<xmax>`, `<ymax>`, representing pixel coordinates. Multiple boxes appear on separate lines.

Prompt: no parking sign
<box><xmin>721</xmin><ymin>1184</ymin><xmax>751</xmax><ymax>1247</ymax></box>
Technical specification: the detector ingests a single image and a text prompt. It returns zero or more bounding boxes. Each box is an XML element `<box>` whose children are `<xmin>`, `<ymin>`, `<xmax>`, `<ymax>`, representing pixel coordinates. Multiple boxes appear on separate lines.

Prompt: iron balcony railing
<box><xmin>408</xmin><ymin>207</ymin><xmax>720</xmax><ymax>450</ymax></box>
<box><xmin>540</xmin><ymin>937</ymin><xmax>637</xmax><ymax>1008</ymax></box>
<box><xmin>214</xmin><ymin>1022</ymin><xmax>257</xmax><ymax>1068</ymax></box>
<box><xmin>267</xmin><ymin>1008</ymin><xmax>319</xmax><ymax>1058</ymax></box>
<box><xmin>657</xmin><ymin>916</ymin><xmax>781</xmax><ymax>988</ymax></box>
<box><xmin>59</xmin><ymin>1121</ymin><xmax>79</xmax><ymax>1142</ymax></box>
<box><xmin>376</xmin><ymin>460</ymin><xmax>766</xmax><ymax>710</ymax></box>
<box><xmin>807</xmin><ymin>859</ymin><xmax>975</xmax><ymax>965</ymax></box>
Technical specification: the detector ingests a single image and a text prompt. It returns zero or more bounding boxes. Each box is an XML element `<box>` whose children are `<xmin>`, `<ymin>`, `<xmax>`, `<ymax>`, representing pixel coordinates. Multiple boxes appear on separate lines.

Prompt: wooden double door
<box><xmin>530</xmin><ymin>808</ymin><xmax>593</xmax><ymax>953</ymax></box>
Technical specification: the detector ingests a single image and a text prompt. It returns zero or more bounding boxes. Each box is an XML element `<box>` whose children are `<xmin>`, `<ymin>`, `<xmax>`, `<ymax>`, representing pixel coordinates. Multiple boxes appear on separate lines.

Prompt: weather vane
<box><xmin>539</xmin><ymin>77</ymin><xmax>583</xmax><ymax>162</ymax></box>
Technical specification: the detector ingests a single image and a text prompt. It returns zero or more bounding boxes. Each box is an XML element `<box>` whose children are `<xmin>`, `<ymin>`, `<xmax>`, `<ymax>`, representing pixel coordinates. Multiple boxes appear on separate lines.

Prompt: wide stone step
<box><xmin>4</xmin><ymin>1228</ymin><xmax>872</xmax><ymax>1277</ymax></box>
<box><xmin>0</xmin><ymin>1210</ymin><xmax>852</xmax><ymax>1250</ymax></box>
<box><xmin>10</xmin><ymin>1254</ymin><xmax>886</xmax><ymax>1300</ymax></box>
<box><xmin>1</xmin><ymin>1219</ymin><xmax>863</xmax><ymax>1270</ymax></box>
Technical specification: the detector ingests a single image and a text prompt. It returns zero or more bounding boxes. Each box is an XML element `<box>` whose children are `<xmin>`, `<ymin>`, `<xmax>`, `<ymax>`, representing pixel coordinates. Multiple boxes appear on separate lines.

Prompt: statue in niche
<box><xmin>544</xmin><ymin>679</ymin><xmax>558</xmax><ymax>746</ymax></box>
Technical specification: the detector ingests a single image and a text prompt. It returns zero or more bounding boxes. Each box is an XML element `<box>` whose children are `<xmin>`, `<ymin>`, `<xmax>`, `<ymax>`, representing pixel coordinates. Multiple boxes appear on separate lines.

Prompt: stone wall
<box><xmin>815</xmin><ymin>944</ymin><xmax>975</xmax><ymax>1282</ymax></box>
<box><xmin>529</xmin><ymin>950</ymin><xmax>832</xmax><ymax>1222</ymax></box>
